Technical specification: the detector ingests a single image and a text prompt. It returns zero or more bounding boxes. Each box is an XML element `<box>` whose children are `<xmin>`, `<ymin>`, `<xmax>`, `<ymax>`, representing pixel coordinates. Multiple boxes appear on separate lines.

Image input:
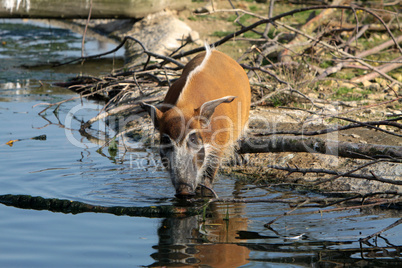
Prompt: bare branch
<box><xmin>81</xmin><ymin>0</ymin><xmax>93</xmax><ymax>58</ymax></box>
<box><xmin>264</xmin><ymin>199</ymin><xmax>310</xmax><ymax>227</ymax></box>
<box><xmin>254</xmin><ymin>117</ymin><xmax>402</xmax><ymax>137</ymax></box>
<box><xmin>352</xmin><ymin>56</ymin><xmax>402</xmax><ymax>83</ymax></box>
<box><xmin>266</xmin><ymin>163</ymin><xmax>402</xmax><ymax>185</ymax></box>
<box><xmin>57</xmin><ymin>36</ymin><xmax>185</xmax><ymax>69</ymax></box>
<box><xmin>360</xmin><ymin>217</ymin><xmax>402</xmax><ymax>243</ymax></box>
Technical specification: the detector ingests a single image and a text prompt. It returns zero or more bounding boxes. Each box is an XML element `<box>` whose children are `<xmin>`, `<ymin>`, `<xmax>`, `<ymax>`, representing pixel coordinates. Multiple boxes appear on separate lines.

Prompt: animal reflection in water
<box><xmin>150</xmin><ymin>203</ymin><xmax>250</xmax><ymax>267</ymax></box>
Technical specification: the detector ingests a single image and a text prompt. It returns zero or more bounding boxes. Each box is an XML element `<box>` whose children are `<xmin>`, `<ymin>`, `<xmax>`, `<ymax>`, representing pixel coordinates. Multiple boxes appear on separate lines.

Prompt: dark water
<box><xmin>0</xmin><ymin>19</ymin><xmax>401</xmax><ymax>267</ymax></box>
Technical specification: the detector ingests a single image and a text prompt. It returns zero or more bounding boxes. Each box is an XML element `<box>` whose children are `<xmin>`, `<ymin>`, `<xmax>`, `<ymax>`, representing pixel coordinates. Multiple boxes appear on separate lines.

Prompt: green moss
<box><xmin>211</xmin><ymin>31</ymin><xmax>233</xmax><ymax>38</ymax></box>
<box><xmin>319</xmin><ymin>60</ymin><xmax>333</xmax><ymax>69</ymax></box>
<box><xmin>249</xmin><ymin>5</ymin><xmax>258</xmax><ymax>12</ymax></box>
<box><xmin>238</xmin><ymin>14</ymin><xmax>253</xmax><ymax>25</ymax></box>
<box><xmin>335</xmin><ymin>71</ymin><xmax>355</xmax><ymax>80</ymax></box>
<box><xmin>292</xmin><ymin>10</ymin><xmax>315</xmax><ymax>24</ymax></box>
<box><xmin>227</xmin><ymin>14</ymin><xmax>253</xmax><ymax>25</ymax></box>
<box><xmin>243</xmin><ymin>31</ymin><xmax>261</xmax><ymax>39</ymax></box>
<box><xmin>270</xmin><ymin>94</ymin><xmax>293</xmax><ymax>107</ymax></box>
<box><xmin>226</xmin><ymin>14</ymin><xmax>237</xmax><ymax>22</ymax></box>
<box><xmin>332</xmin><ymin>87</ymin><xmax>372</xmax><ymax>101</ymax></box>
<box><xmin>322</xmin><ymin>80</ymin><xmax>333</xmax><ymax>87</ymax></box>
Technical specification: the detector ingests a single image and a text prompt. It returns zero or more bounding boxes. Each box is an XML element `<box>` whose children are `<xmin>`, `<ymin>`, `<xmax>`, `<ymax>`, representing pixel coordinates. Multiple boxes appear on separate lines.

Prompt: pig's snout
<box><xmin>175</xmin><ymin>184</ymin><xmax>196</xmax><ymax>199</ymax></box>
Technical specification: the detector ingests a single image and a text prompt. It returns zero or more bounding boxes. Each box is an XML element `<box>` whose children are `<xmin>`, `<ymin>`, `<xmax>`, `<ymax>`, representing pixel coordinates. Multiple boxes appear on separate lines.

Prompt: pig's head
<box><xmin>141</xmin><ymin>96</ymin><xmax>236</xmax><ymax>198</ymax></box>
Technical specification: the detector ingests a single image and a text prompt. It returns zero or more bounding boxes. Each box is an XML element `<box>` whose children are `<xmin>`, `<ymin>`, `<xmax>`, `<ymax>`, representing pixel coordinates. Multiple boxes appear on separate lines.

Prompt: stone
<box><xmin>188</xmin><ymin>30</ymin><xmax>203</xmax><ymax>46</ymax></box>
<box><xmin>194</xmin><ymin>3</ymin><xmax>214</xmax><ymax>14</ymax></box>
<box><xmin>339</xmin><ymin>82</ymin><xmax>356</xmax><ymax>89</ymax></box>
<box><xmin>362</xmin><ymin>80</ymin><xmax>371</xmax><ymax>88</ymax></box>
<box><xmin>303</xmin><ymin>114</ymin><xmax>328</xmax><ymax>127</ymax></box>
<box><xmin>393</xmin><ymin>73</ymin><xmax>402</xmax><ymax>82</ymax></box>
<box><xmin>276</xmin><ymin>153</ymin><xmax>296</xmax><ymax>166</ymax></box>
<box><xmin>369</xmin><ymin>83</ymin><xmax>381</xmax><ymax>91</ymax></box>
<box><xmin>375</xmin><ymin>77</ymin><xmax>388</xmax><ymax>87</ymax></box>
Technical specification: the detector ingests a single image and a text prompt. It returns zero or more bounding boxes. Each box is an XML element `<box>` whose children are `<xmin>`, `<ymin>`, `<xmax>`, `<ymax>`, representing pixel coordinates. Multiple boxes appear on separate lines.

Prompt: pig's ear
<box><xmin>195</xmin><ymin>96</ymin><xmax>237</xmax><ymax>127</ymax></box>
<box><xmin>140</xmin><ymin>102</ymin><xmax>163</xmax><ymax>130</ymax></box>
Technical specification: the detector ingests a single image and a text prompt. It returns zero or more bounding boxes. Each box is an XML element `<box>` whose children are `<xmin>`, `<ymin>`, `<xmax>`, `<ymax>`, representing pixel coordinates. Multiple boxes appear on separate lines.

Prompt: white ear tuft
<box><xmin>204</xmin><ymin>41</ymin><xmax>212</xmax><ymax>56</ymax></box>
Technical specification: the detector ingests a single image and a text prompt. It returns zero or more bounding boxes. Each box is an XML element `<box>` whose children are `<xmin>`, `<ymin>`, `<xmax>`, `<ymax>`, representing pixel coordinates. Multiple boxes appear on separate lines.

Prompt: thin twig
<box><xmin>264</xmin><ymin>199</ymin><xmax>310</xmax><ymax>227</ymax></box>
<box><xmin>327</xmin><ymin>96</ymin><xmax>402</xmax><ymax>119</ymax></box>
<box><xmin>33</xmin><ymin>87</ymin><xmax>107</xmax><ymax>115</ymax></box>
<box><xmin>360</xmin><ymin>217</ymin><xmax>402</xmax><ymax>242</ymax></box>
<box><xmin>266</xmin><ymin>163</ymin><xmax>402</xmax><ymax>186</ymax></box>
<box><xmin>314</xmin><ymin>160</ymin><xmax>383</xmax><ymax>185</ymax></box>
<box><xmin>254</xmin><ymin>117</ymin><xmax>402</xmax><ymax>138</ymax></box>
<box><xmin>242</xmin><ymin>64</ymin><xmax>317</xmax><ymax>106</ymax></box>
<box><xmin>334</xmin><ymin>116</ymin><xmax>402</xmax><ymax>138</ymax></box>
<box><xmin>81</xmin><ymin>0</ymin><xmax>93</xmax><ymax>58</ymax></box>
<box><xmin>263</xmin><ymin>0</ymin><xmax>275</xmax><ymax>39</ymax></box>
<box><xmin>199</xmin><ymin>183</ymin><xmax>219</xmax><ymax>199</ymax></box>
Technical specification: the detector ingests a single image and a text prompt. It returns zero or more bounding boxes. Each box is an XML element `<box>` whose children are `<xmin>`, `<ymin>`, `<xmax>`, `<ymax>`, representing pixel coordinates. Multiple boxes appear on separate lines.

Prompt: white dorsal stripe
<box><xmin>178</xmin><ymin>43</ymin><xmax>212</xmax><ymax>102</ymax></box>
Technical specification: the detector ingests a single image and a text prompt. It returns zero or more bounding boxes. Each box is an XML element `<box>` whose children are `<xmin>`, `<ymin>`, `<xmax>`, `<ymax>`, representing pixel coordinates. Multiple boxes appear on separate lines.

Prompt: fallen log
<box><xmin>0</xmin><ymin>194</ymin><xmax>202</xmax><ymax>217</ymax></box>
<box><xmin>0</xmin><ymin>0</ymin><xmax>187</xmax><ymax>19</ymax></box>
<box><xmin>238</xmin><ymin>135</ymin><xmax>402</xmax><ymax>160</ymax></box>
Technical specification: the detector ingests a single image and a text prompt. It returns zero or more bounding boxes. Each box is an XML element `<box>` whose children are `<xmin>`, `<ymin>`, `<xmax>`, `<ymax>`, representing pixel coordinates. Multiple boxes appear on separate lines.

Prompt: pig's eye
<box><xmin>160</xmin><ymin>134</ymin><xmax>172</xmax><ymax>145</ymax></box>
<box><xmin>187</xmin><ymin>131</ymin><xmax>202</xmax><ymax>149</ymax></box>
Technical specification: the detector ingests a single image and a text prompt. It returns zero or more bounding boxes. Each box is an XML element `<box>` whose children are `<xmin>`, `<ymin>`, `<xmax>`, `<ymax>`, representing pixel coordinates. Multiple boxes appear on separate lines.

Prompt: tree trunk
<box><xmin>0</xmin><ymin>0</ymin><xmax>187</xmax><ymax>19</ymax></box>
<box><xmin>238</xmin><ymin>135</ymin><xmax>402</xmax><ymax>159</ymax></box>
